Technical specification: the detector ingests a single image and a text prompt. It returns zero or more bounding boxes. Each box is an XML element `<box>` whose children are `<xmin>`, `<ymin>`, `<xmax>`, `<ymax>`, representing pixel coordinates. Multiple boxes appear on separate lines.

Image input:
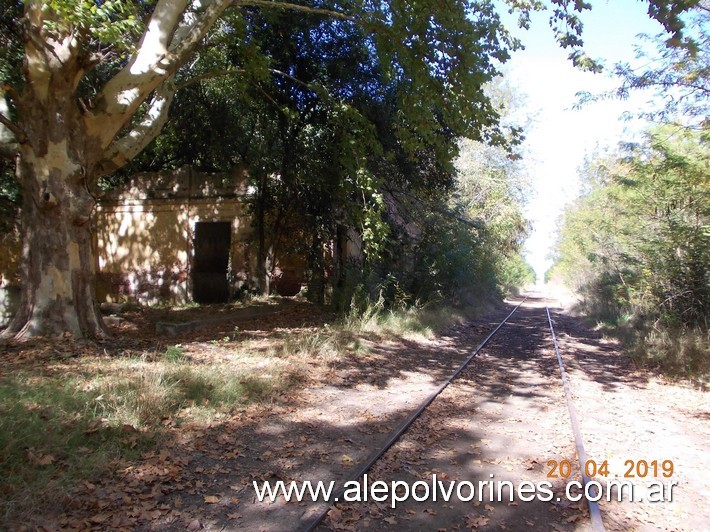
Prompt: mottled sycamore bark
<box><xmin>1</xmin><ymin>0</ymin><xmax>231</xmax><ymax>339</ymax></box>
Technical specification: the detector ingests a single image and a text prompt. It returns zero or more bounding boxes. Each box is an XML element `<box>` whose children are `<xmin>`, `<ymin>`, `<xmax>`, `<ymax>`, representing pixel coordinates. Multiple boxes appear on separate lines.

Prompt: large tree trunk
<box><xmin>255</xmin><ymin>175</ymin><xmax>271</xmax><ymax>295</ymax></box>
<box><xmin>2</xmin><ymin>146</ymin><xmax>107</xmax><ymax>340</ymax></box>
<box><xmin>1</xmin><ymin>0</ymin><xmax>232</xmax><ymax>339</ymax></box>
<box><xmin>2</xmin><ymin>17</ymin><xmax>107</xmax><ymax>340</ymax></box>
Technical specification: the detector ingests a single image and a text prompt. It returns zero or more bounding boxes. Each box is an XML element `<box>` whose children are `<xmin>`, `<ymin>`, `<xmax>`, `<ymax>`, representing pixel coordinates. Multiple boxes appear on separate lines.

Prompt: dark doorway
<box><xmin>192</xmin><ymin>222</ymin><xmax>231</xmax><ymax>303</ymax></box>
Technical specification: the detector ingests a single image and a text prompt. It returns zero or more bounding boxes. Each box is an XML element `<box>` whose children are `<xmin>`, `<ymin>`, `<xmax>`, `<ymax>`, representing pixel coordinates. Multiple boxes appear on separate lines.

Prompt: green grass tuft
<box><xmin>163</xmin><ymin>344</ymin><xmax>186</xmax><ymax>362</ymax></box>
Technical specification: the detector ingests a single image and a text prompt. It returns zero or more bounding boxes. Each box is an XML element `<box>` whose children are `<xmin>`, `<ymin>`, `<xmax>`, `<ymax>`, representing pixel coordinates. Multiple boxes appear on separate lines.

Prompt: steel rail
<box><xmin>546</xmin><ymin>304</ymin><xmax>605</xmax><ymax>532</ymax></box>
<box><xmin>299</xmin><ymin>297</ymin><xmax>528</xmax><ymax>532</ymax></box>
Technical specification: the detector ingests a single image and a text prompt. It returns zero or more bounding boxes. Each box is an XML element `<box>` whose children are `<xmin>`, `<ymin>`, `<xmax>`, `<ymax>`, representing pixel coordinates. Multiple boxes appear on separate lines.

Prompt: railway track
<box><xmin>302</xmin><ymin>294</ymin><xmax>605</xmax><ymax>531</ymax></box>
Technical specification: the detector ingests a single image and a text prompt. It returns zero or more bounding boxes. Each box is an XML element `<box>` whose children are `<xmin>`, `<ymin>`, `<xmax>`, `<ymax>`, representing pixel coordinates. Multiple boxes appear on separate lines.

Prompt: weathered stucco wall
<box><xmin>95</xmin><ymin>166</ymin><xmax>255</xmax><ymax>304</ymax></box>
<box><xmin>2</xmin><ymin>164</ymin><xmax>344</xmax><ymax>313</ymax></box>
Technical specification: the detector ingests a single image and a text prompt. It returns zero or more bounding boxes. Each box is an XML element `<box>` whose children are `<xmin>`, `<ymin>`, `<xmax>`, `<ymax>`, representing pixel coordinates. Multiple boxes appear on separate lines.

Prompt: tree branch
<box><xmin>0</xmin><ymin>140</ymin><xmax>19</xmax><ymax>160</ymax></box>
<box><xmin>232</xmin><ymin>0</ymin><xmax>359</xmax><ymax>24</ymax></box>
<box><xmin>88</xmin><ymin>0</ymin><xmax>231</xmax><ymax>148</ymax></box>
<box><xmin>170</xmin><ymin>0</ymin><xmax>224</xmax><ymax>50</ymax></box>
<box><xmin>97</xmin><ymin>77</ymin><xmax>176</xmax><ymax>176</ymax></box>
<box><xmin>175</xmin><ymin>66</ymin><xmax>319</xmax><ymax>93</ymax></box>
<box><xmin>174</xmin><ymin>68</ymin><xmax>245</xmax><ymax>90</ymax></box>
<box><xmin>127</xmin><ymin>0</ymin><xmax>191</xmax><ymax>77</ymax></box>
<box><xmin>168</xmin><ymin>0</ymin><xmax>232</xmax><ymax>58</ymax></box>
<box><xmin>0</xmin><ymin>112</ymin><xmax>24</xmax><ymax>143</ymax></box>
<box><xmin>385</xmin><ymin>185</ymin><xmax>483</xmax><ymax>230</ymax></box>
<box><xmin>269</xmin><ymin>68</ymin><xmax>313</xmax><ymax>90</ymax></box>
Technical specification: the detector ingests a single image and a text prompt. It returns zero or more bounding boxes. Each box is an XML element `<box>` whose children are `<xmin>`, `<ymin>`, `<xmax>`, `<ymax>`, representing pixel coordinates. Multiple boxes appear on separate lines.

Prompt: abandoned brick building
<box><xmin>94</xmin><ymin>166</ymin><xmax>250</xmax><ymax>304</ymax></box>
<box><xmin>0</xmin><ymin>165</ymin><xmax>364</xmax><ymax>325</ymax></box>
<box><xmin>94</xmin><ymin>165</ymin><xmax>310</xmax><ymax>305</ymax></box>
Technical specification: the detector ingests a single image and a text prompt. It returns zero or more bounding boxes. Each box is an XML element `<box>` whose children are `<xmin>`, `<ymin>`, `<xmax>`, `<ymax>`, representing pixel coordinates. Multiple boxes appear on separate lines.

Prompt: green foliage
<box><xmin>627</xmin><ymin>128</ymin><xmax>709</xmax><ymax>326</ymax></box>
<box><xmin>0</xmin><ymin>2</ymin><xmax>23</xmax><ymax>87</ymax></box>
<box><xmin>337</xmin><ymin>76</ymin><xmax>534</xmax><ymax>308</ymax></box>
<box><xmin>0</xmin><ymin>158</ymin><xmax>18</xmax><ymax>233</ymax></box>
<box><xmin>402</xmin><ymin>208</ymin><xmax>491</xmax><ymax>304</ymax></box>
<box><xmin>41</xmin><ymin>0</ymin><xmax>147</xmax><ymax>52</ymax></box>
<box><xmin>550</xmin><ymin>125</ymin><xmax>709</xmax><ymax>376</ymax></box>
<box><xmin>498</xmin><ymin>253</ymin><xmax>536</xmax><ymax>294</ymax></box>
<box><xmin>578</xmin><ymin>5</ymin><xmax>709</xmax><ymax>126</ymax></box>
<box><xmin>357</xmin><ymin>169</ymin><xmax>389</xmax><ymax>262</ymax></box>
<box><xmin>3</xmin><ymin>0</ymin><xmax>696</xmax><ymax>334</ymax></box>
<box><xmin>163</xmin><ymin>345</ymin><xmax>186</xmax><ymax>362</ymax></box>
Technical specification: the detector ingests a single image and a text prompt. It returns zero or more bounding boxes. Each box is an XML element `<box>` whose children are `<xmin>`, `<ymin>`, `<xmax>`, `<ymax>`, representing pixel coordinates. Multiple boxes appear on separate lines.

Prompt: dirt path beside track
<box><xmin>19</xmin><ymin>296</ymin><xmax>708</xmax><ymax>531</ymax></box>
<box><xmin>550</xmin><ymin>306</ymin><xmax>710</xmax><ymax>531</ymax></box>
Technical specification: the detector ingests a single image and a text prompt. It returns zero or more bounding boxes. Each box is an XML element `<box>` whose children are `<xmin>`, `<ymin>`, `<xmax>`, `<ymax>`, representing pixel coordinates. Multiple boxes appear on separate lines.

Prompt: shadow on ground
<box><xmin>2</xmin><ymin>296</ymin><xmax>652</xmax><ymax>531</ymax></box>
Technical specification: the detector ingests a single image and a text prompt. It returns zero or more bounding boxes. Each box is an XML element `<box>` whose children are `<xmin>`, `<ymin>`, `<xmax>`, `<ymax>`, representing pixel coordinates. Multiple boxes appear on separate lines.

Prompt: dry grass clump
<box><xmin>633</xmin><ymin>326</ymin><xmax>709</xmax><ymax>381</ymax></box>
<box><xmin>0</xmin><ymin>342</ymin><xmax>314</xmax><ymax>523</ymax></box>
<box><xmin>0</xmin><ymin>298</ymin><xmax>475</xmax><ymax>524</ymax></box>
<box><xmin>343</xmin><ymin>299</ymin><xmax>468</xmax><ymax>341</ymax></box>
